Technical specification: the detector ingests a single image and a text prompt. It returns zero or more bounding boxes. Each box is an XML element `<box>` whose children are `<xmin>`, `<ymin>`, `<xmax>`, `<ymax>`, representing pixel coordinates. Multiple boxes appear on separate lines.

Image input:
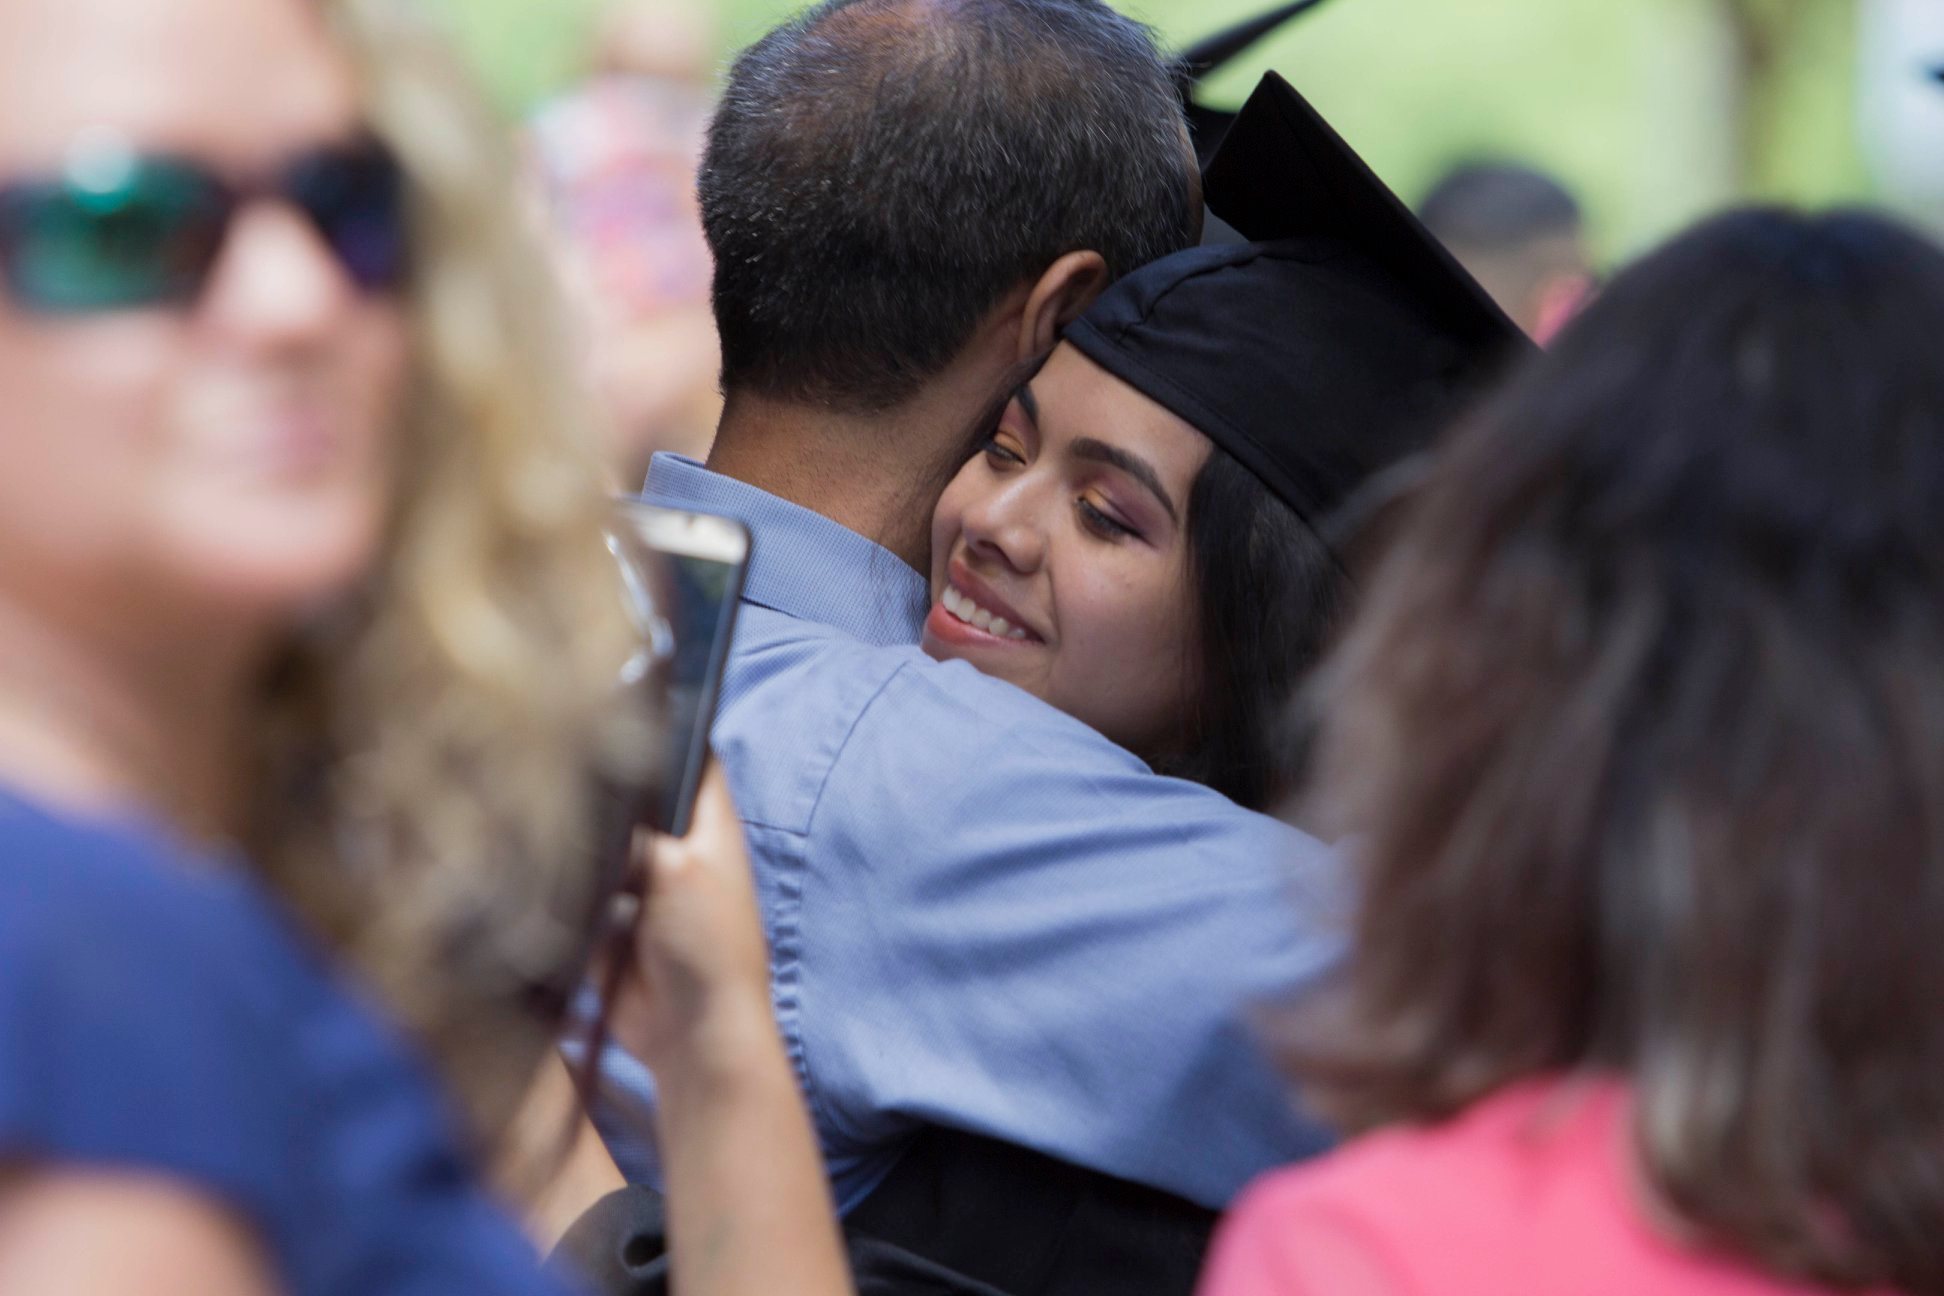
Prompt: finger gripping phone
<box><xmin>605</xmin><ymin>501</ymin><xmax>751</xmax><ymax>839</ymax></box>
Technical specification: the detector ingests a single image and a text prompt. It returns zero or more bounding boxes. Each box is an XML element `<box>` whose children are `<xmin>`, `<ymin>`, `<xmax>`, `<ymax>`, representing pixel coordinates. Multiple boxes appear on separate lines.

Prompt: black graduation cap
<box><xmin>1177</xmin><ymin>0</ymin><xmax>1340</xmax><ymax>163</ymax></box>
<box><xmin>1062</xmin><ymin>72</ymin><xmax>1531</xmax><ymax>547</ymax></box>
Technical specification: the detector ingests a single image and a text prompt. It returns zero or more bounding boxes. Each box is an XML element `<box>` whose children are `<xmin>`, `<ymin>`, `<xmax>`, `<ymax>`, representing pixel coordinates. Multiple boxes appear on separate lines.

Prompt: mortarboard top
<box><xmin>1063</xmin><ymin>72</ymin><xmax>1531</xmax><ymax>546</ymax></box>
<box><xmin>1204</xmin><ymin>71</ymin><xmax>1522</xmax><ymax>356</ymax></box>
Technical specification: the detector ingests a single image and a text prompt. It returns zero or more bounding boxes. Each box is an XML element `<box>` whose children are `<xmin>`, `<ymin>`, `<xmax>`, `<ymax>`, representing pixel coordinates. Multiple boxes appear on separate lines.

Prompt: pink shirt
<box><xmin>1197</xmin><ymin>1079</ymin><xmax>1896</xmax><ymax>1296</ymax></box>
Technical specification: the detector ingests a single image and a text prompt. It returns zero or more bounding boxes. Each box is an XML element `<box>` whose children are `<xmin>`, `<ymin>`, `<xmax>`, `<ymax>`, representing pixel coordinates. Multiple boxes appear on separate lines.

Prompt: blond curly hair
<box><xmin>253</xmin><ymin>0</ymin><xmax>653</xmax><ymax>1139</ymax></box>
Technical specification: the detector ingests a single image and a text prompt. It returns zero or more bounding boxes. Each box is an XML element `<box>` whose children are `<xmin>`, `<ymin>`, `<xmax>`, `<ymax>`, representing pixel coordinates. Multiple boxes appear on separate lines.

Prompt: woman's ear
<box><xmin>1016</xmin><ymin>251</ymin><xmax>1109</xmax><ymax>362</ymax></box>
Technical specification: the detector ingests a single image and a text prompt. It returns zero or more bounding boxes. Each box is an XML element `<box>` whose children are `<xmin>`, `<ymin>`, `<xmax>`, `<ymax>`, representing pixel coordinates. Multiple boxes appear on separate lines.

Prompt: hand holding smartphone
<box><xmin>605</xmin><ymin>501</ymin><xmax>751</xmax><ymax>839</ymax></box>
<box><xmin>562</xmin><ymin>502</ymin><xmax>751</xmax><ymax>1085</ymax></box>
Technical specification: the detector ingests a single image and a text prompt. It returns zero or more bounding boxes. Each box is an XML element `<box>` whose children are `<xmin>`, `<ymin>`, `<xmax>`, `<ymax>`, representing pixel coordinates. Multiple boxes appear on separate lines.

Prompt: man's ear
<box><xmin>1015</xmin><ymin>251</ymin><xmax>1109</xmax><ymax>362</ymax></box>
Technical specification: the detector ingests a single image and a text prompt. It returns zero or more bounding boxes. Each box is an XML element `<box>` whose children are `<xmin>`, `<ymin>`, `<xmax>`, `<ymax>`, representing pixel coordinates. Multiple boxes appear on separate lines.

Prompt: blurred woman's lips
<box><xmin>182</xmin><ymin>388</ymin><xmax>358</xmax><ymax>483</ymax></box>
<box><xmin>251</xmin><ymin>406</ymin><xmax>342</xmax><ymax>477</ymax></box>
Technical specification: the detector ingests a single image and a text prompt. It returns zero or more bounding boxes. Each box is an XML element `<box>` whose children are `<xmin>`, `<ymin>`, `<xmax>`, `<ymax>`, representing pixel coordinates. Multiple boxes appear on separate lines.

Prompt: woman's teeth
<box><xmin>942</xmin><ymin>584</ymin><xmax>1029</xmax><ymax>640</ymax></box>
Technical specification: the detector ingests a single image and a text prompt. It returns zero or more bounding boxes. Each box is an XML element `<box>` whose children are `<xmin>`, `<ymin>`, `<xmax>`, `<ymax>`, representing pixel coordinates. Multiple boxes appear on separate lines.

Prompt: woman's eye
<box><xmin>981</xmin><ymin>435</ymin><xmax>1025</xmax><ymax>468</ymax></box>
<box><xmin>1077</xmin><ymin>496</ymin><xmax>1136</xmax><ymax>541</ymax></box>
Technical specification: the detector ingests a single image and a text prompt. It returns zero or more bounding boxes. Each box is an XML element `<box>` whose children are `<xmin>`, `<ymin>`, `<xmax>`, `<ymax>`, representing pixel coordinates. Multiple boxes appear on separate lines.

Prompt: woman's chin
<box><xmin>159</xmin><ymin>509</ymin><xmax>385</xmax><ymax>621</ymax></box>
<box><xmin>919</xmin><ymin>624</ymin><xmax>977</xmax><ymax>670</ymax></box>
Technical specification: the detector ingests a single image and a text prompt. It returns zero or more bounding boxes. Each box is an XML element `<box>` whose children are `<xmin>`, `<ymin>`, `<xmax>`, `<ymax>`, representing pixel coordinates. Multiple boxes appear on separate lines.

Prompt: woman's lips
<box><xmin>943</xmin><ymin>560</ymin><xmax>1040</xmax><ymax>638</ymax></box>
<box><xmin>924</xmin><ymin>561</ymin><xmax>1044</xmax><ymax>650</ymax></box>
<box><xmin>924</xmin><ymin>597</ymin><xmax>1032</xmax><ymax>652</ymax></box>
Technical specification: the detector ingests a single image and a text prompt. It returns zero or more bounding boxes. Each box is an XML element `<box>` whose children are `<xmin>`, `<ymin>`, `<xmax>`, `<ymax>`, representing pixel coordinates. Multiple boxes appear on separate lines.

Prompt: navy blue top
<box><xmin>0</xmin><ymin>787</ymin><xmax>574</xmax><ymax>1296</ymax></box>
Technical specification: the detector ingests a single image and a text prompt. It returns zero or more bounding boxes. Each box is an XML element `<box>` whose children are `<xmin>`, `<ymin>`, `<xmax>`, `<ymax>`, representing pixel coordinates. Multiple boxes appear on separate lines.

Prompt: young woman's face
<box><xmin>923</xmin><ymin>343</ymin><xmax>1211</xmax><ymax>758</ymax></box>
<box><xmin>0</xmin><ymin>0</ymin><xmax>408</xmax><ymax>631</ymax></box>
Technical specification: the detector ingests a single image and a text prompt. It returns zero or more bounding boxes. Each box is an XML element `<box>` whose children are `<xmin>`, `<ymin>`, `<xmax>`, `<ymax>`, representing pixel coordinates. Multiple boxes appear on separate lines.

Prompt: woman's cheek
<box><xmin>930</xmin><ymin>468</ymin><xmax>979</xmax><ymax>581</ymax></box>
<box><xmin>1062</xmin><ymin>561</ymin><xmax>1150</xmax><ymax>671</ymax></box>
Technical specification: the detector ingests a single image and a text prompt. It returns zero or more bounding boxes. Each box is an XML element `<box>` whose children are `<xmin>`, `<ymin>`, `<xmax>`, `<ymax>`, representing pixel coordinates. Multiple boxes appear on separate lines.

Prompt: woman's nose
<box><xmin>197</xmin><ymin>201</ymin><xmax>358</xmax><ymax>348</ymax></box>
<box><xmin>960</xmin><ymin>475</ymin><xmax>1047</xmax><ymax>574</ymax></box>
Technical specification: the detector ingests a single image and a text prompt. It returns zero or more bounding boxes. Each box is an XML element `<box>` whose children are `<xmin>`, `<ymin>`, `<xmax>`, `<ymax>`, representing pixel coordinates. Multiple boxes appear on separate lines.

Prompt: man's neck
<box><xmin>705</xmin><ymin>392</ymin><xmax>969</xmax><ymax>573</ymax></box>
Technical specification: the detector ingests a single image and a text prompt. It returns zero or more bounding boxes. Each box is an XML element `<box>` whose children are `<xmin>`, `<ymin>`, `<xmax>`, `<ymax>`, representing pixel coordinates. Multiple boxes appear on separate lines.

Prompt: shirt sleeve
<box><xmin>798</xmin><ymin>658</ymin><xmax>1346</xmax><ymax>1209</ymax></box>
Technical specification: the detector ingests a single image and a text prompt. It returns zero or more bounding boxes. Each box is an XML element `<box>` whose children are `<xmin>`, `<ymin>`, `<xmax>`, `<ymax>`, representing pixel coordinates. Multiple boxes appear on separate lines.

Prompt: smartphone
<box><xmin>605</xmin><ymin>501</ymin><xmax>751</xmax><ymax>838</ymax></box>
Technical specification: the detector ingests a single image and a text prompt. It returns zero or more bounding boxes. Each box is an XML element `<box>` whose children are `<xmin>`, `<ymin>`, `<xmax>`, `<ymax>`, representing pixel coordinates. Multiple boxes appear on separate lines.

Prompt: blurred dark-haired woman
<box><xmin>1198</xmin><ymin>206</ymin><xmax>1944</xmax><ymax>1296</ymax></box>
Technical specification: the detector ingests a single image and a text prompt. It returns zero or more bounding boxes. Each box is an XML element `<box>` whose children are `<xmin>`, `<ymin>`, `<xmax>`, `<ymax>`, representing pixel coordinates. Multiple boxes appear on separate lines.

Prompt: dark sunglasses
<box><xmin>0</xmin><ymin>137</ymin><xmax>409</xmax><ymax>314</ymax></box>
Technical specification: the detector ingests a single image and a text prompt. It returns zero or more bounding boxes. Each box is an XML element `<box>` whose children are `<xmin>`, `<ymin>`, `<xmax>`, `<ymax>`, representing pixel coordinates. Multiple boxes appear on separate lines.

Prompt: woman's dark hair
<box><xmin>1158</xmin><ymin>448</ymin><xmax>1349</xmax><ymax>810</ymax></box>
<box><xmin>1294</xmin><ymin>207</ymin><xmax>1944</xmax><ymax>1291</ymax></box>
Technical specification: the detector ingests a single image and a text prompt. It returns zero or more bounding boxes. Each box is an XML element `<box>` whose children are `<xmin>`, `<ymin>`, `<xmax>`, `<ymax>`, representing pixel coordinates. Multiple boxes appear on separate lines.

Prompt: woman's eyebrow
<box><xmin>1069</xmin><ymin>437</ymin><xmax>1179</xmax><ymax>523</ymax></box>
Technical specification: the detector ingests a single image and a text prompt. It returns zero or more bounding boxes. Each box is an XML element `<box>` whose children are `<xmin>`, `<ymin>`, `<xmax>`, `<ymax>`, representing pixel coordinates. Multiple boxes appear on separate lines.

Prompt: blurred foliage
<box><xmin>423</xmin><ymin>0</ymin><xmax>1870</xmax><ymax>262</ymax></box>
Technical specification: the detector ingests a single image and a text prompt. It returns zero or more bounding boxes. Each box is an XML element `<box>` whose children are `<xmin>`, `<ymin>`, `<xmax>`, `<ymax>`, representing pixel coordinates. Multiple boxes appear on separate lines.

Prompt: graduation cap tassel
<box><xmin>1176</xmin><ymin>0</ymin><xmax>1340</xmax><ymax>86</ymax></box>
<box><xmin>1177</xmin><ymin>0</ymin><xmax>1345</xmax><ymax>165</ymax></box>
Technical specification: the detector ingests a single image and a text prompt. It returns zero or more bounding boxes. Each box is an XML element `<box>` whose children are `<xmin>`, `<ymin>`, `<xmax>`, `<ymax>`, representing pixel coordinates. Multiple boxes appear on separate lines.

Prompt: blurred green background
<box><xmin>427</xmin><ymin>0</ymin><xmax>1881</xmax><ymax>260</ymax></box>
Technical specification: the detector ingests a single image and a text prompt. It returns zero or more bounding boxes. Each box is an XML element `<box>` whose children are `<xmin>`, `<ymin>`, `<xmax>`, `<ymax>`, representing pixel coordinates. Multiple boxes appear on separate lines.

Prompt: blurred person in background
<box><xmin>528</xmin><ymin>0</ymin><xmax>722</xmax><ymax>486</ymax></box>
<box><xmin>1855</xmin><ymin>3</ymin><xmax>1944</xmax><ymax>227</ymax></box>
<box><xmin>1199</xmin><ymin>206</ymin><xmax>1944</xmax><ymax>1296</ymax></box>
<box><xmin>0</xmin><ymin>0</ymin><xmax>848</xmax><ymax>1292</ymax></box>
<box><xmin>1417</xmin><ymin>160</ymin><xmax>1594</xmax><ymax>344</ymax></box>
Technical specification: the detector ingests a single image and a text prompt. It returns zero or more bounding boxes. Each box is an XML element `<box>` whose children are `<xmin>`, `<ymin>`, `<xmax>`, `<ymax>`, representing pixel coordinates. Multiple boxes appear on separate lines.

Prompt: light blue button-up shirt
<box><xmin>597</xmin><ymin>453</ymin><xmax>1343</xmax><ymax>1213</ymax></box>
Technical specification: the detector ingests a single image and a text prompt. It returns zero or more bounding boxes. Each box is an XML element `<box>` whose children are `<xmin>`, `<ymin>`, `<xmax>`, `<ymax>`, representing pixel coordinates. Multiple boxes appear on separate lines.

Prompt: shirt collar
<box><xmin>641</xmin><ymin>453</ymin><xmax>930</xmax><ymax>648</ymax></box>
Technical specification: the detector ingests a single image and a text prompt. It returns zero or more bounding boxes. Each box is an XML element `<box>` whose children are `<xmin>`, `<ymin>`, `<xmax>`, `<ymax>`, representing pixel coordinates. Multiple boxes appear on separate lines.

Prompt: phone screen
<box><xmin>655</xmin><ymin>548</ymin><xmax>737</xmax><ymax>830</ymax></box>
<box><xmin>607</xmin><ymin>503</ymin><xmax>750</xmax><ymax>838</ymax></box>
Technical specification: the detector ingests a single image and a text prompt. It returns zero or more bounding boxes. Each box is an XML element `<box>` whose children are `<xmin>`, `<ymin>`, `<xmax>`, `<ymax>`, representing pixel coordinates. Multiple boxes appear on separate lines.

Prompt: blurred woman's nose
<box><xmin>198</xmin><ymin>201</ymin><xmax>356</xmax><ymax>347</ymax></box>
<box><xmin>960</xmin><ymin>471</ymin><xmax>1047</xmax><ymax>574</ymax></box>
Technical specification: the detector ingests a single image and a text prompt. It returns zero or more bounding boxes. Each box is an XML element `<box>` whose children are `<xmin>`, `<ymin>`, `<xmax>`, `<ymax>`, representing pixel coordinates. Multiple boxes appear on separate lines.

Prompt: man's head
<box><xmin>1418</xmin><ymin>161</ymin><xmax>1593</xmax><ymax>343</ymax></box>
<box><xmin>700</xmin><ymin>0</ymin><xmax>1201</xmax><ymax>416</ymax></box>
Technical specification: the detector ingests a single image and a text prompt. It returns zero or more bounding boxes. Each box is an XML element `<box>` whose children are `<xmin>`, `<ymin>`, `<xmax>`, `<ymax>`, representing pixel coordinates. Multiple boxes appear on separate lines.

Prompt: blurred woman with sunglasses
<box><xmin>0</xmin><ymin>0</ymin><xmax>848</xmax><ymax>1293</ymax></box>
<box><xmin>1197</xmin><ymin>207</ymin><xmax>1944</xmax><ymax>1296</ymax></box>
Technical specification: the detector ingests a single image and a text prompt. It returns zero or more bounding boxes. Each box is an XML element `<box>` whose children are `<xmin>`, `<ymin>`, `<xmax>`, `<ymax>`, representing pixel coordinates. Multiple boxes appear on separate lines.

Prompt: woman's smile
<box><xmin>924</xmin><ymin>558</ymin><xmax>1042</xmax><ymax>651</ymax></box>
